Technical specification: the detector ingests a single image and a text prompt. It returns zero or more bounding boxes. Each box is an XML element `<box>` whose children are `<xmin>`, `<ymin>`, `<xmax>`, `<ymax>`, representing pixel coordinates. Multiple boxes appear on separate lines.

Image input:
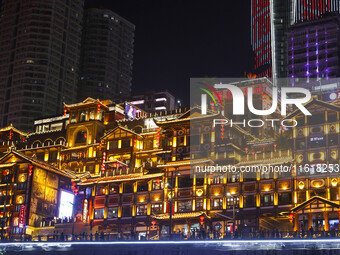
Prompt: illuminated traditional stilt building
<box><xmin>0</xmin><ymin>96</ymin><xmax>337</xmax><ymax>239</ymax></box>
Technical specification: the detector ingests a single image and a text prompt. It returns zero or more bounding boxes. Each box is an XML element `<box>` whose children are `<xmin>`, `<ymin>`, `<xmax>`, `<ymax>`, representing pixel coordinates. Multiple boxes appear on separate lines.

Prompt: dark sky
<box><xmin>85</xmin><ymin>0</ymin><xmax>253</xmax><ymax>105</ymax></box>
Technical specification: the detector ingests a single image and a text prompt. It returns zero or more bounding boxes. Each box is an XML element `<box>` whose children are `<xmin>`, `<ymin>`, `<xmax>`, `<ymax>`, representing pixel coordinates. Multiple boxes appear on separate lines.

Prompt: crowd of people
<box><xmin>2</xmin><ymin>226</ymin><xmax>338</xmax><ymax>242</ymax></box>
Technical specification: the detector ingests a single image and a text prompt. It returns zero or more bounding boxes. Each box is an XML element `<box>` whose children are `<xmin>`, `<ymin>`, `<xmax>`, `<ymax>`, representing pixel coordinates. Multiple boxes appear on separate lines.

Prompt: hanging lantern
<box><xmin>9</xmin><ymin>131</ymin><xmax>13</xmax><ymax>140</ymax></box>
<box><xmin>63</xmin><ymin>109</ymin><xmax>67</xmax><ymax>116</ymax></box>
<box><xmin>288</xmin><ymin>213</ymin><xmax>294</xmax><ymax>222</ymax></box>
<box><xmin>97</xmin><ymin>103</ymin><xmax>101</xmax><ymax>113</ymax></box>
<box><xmin>220</xmin><ymin>124</ymin><xmax>225</xmax><ymax>139</ymax></box>
<box><xmin>210</xmin><ymin>102</ymin><xmax>215</xmax><ymax>111</ymax></box>
<box><xmin>28</xmin><ymin>164</ymin><xmax>34</xmax><ymax>176</ymax></box>
<box><xmin>151</xmin><ymin>220</ymin><xmax>156</xmax><ymax>227</ymax></box>
<box><xmin>251</xmin><ymin>151</ymin><xmax>255</xmax><ymax>156</ymax></box>
<box><xmin>200</xmin><ymin>215</ymin><xmax>204</xmax><ymax>225</ymax></box>
<box><xmin>101</xmin><ymin>151</ymin><xmax>106</xmax><ymax>173</ymax></box>
<box><xmin>156</xmin><ymin>128</ymin><xmax>160</xmax><ymax>147</ymax></box>
<box><xmin>245</xmin><ymin>147</ymin><xmax>249</xmax><ymax>153</ymax></box>
<box><xmin>22</xmin><ymin>136</ymin><xmax>26</xmax><ymax>143</ymax></box>
<box><xmin>273</xmin><ymin>143</ymin><xmax>277</xmax><ymax>151</ymax></box>
<box><xmin>99</xmin><ymin>142</ymin><xmax>103</xmax><ymax>150</ymax></box>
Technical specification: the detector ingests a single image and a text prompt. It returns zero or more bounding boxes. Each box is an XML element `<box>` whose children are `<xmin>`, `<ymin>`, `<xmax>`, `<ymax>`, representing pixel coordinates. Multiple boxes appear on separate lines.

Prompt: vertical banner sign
<box><xmin>18</xmin><ymin>205</ymin><xmax>26</xmax><ymax>229</ymax></box>
<box><xmin>83</xmin><ymin>199</ymin><xmax>88</xmax><ymax>223</ymax></box>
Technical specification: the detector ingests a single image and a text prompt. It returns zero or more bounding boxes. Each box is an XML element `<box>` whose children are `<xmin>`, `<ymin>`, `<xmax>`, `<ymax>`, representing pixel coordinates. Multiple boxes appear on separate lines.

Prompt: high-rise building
<box><xmin>130</xmin><ymin>91</ymin><xmax>176</xmax><ymax>112</ymax></box>
<box><xmin>294</xmin><ymin>0</ymin><xmax>340</xmax><ymax>23</ymax></box>
<box><xmin>251</xmin><ymin>0</ymin><xmax>273</xmax><ymax>78</ymax></box>
<box><xmin>251</xmin><ymin>0</ymin><xmax>294</xmax><ymax>80</ymax></box>
<box><xmin>78</xmin><ymin>8</ymin><xmax>135</xmax><ymax>101</ymax></box>
<box><xmin>251</xmin><ymin>0</ymin><xmax>340</xmax><ymax>82</ymax></box>
<box><xmin>0</xmin><ymin>0</ymin><xmax>84</xmax><ymax>131</ymax></box>
<box><xmin>288</xmin><ymin>13</ymin><xmax>340</xmax><ymax>84</ymax></box>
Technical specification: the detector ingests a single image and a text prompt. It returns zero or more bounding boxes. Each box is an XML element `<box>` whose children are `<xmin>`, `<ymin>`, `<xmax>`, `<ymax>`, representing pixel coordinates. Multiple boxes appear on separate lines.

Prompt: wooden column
<box><xmin>294</xmin><ymin>213</ymin><xmax>299</xmax><ymax>231</ymax></box>
<box><xmin>323</xmin><ymin>211</ymin><xmax>329</xmax><ymax>231</ymax></box>
<box><xmin>308</xmin><ymin>213</ymin><xmax>313</xmax><ymax>230</ymax></box>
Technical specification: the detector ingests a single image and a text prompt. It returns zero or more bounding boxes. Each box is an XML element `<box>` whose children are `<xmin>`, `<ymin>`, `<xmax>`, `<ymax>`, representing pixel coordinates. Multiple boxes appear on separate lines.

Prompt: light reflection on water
<box><xmin>0</xmin><ymin>240</ymin><xmax>339</xmax><ymax>254</ymax></box>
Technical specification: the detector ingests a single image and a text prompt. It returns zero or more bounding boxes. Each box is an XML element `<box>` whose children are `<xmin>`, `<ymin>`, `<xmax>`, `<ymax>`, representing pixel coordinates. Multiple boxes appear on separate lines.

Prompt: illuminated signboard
<box><xmin>83</xmin><ymin>199</ymin><xmax>88</xmax><ymax>223</ymax></box>
<box><xmin>125</xmin><ymin>103</ymin><xmax>136</xmax><ymax>119</ymax></box>
<box><xmin>58</xmin><ymin>190</ymin><xmax>74</xmax><ymax>219</ymax></box>
<box><xmin>18</xmin><ymin>205</ymin><xmax>26</xmax><ymax>228</ymax></box>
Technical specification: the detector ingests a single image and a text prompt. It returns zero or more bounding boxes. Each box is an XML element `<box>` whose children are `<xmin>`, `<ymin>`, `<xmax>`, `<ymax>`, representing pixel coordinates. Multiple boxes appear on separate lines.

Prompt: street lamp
<box><xmin>1</xmin><ymin>171</ymin><xmax>10</xmax><ymax>241</ymax></box>
<box><xmin>167</xmin><ymin>174</ymin><xmax>174</xmax><ymax>240</ymax></box>
<box><xmin>227</xmin><ymin>193</ymin><xmax>236</xmax><ymax>237</ymax></box>
<box><xmin>71</xmin><ymin>183</ymin><xmax>78</xmax><ymax>241</ymax></box>
<box><xmin>167</xmin><ymin>168</ymin><xmax>179</xmax><ymax>240</ymax></box>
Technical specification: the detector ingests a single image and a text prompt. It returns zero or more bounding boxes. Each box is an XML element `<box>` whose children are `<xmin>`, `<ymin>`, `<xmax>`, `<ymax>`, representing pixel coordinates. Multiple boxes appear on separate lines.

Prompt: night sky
<box><xmin>85</xmin><ymin>0</ymin><xmax>253</xmax><ymax>105</ymax></box>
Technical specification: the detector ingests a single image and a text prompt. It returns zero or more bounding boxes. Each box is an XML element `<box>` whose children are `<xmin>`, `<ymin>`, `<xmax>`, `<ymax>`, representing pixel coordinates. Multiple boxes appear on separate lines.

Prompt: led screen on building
<box><xmin>58</xmin><ymin>190</ymin><xmax>74</xmax><ymax>219</ymax></box>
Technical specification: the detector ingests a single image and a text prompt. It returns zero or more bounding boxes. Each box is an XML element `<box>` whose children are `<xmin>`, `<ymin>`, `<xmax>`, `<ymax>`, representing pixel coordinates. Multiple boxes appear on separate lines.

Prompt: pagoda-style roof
<box><xmin>236</xmin><ymin>155</ymin><xmax>293</xmax><ymax>166</ymax></box>
<box><xmin>152</xmin><ymin>211</ymin><xmax>210</xmax><ymax>220</ymax></box>
<box><xmin>77</xmin><ymin>172</ymin><xmax>164</xmax><ymax>185</ymax></box>
<box><xmin>64</xmin><ymin>97</ymin><xmax>109</xmax><ymax>111</ymax></box>
<box><xmin>0</xmin><ymin>150</ymin><xmax>75</xmax><ymax>179</ymax></box>
<box><xmin>0</xmin><ymin>124</ymin><xmax>28</xmax><ymax>137</ymax></box>
<box><xmin>157</xmin><ymin>159</ymin><xmax>213</xmax><ymax>168</ymax></box>
<box><xmin>284</xmin><ymin>98</ymin><xmax>340</xmax><ymax>120</ymax></box>
<box><xmin>101</xmin><ymin>125</ymin><xmax>143</xmax><ymax>140</ymax></box>
<box><xmin>154</xmin><ymin>108</ymin><xmax>255</xmax><ymax>139</ymax></box>
<box><xmin>290</xmin><ymin>196</ymin><xmax>340</xmax><ymax>213</ymax></box>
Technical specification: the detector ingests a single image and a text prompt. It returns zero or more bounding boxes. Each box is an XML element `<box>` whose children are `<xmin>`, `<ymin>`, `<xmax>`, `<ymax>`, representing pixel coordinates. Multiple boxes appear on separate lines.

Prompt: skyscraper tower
<box><xmin>288</xmin><ymin>13</ymin><xmax>340</xmax><ymax>84</ymax></box>
<box><xmin>0</xmin><ymin>0</ymin><xmax>84</xmax><ymax>131</ymax></box>
<box><xmin>294</xmin><ymin>0</ymin><xmax>340</xmax><ymax>23</ymax></box>
<box><xmin>251</xmin><ymin>0</ymin><xmax>273</xmax><ymax>78</ymax></box>
<box><xmin>78</xmin><ymin>8</ymin><xmax>135</xmax><ymax>101</ymax></box>
<box><xmin>251</xmin><ymin>0</ymin><xmax>339</xmax><ymax>83</ymax></box>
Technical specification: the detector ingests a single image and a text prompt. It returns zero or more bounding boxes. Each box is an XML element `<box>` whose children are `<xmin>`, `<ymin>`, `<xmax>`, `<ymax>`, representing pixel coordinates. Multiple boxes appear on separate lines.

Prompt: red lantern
<box><xmin>9</xmin><ymin>131</ymin><xmax>13</xmax><ymax>140</ymax></box>
<box><xmin>63</xmin><ymin>109</ymin><xmax>67</xmax><ymax>116</ymax></box>
<box><xmin>28</xmin><ymin>164</ymin><xmax>33</xmax><ymax>176</ymax></box>
<box><xmin>220</xmin><ymin>124</ymin><xmax>225</xmax><ymax>139</ymax></box>
<box><xmin>3</xmin><ymin>170</ymin><xmax>8</xmax><ymax>176</ymax></box>
<box><xmin>210</xmin><ymin>102</ymin><xmax>215</xmax><ymax>111</ymax></box>
<box><xmin>97</xmin><ymin>103</ymin><xmax>101</xmax><ymax>113</ymax></box>
<box><xmin>99</xmin><ymin>142</ymin><xmax>103</xmax><ymax>150</ymax></box>
<box><xmin>273</xmin><ymin>143</ymin><xmax>277</xmax><ymax>150</ymax></box>
<box><xmin>245</xmin><ymin>147</ymin><xmax>249</xmax><ymax>153</ymax></box>
<box><xmin>288</xmin><ymin>213</ymin><xmax>294</xmax><ymax>222</ymax></box>
<box><xmin>151</xmin><ymin>220</ymin><xmax>156</xmax><ymax>226</ymax></box>
<box><xmin>156</xmin><ymin>128</ymin><xmax>160</xmax><ymax>147</ymax></box>
<box><xmin>199</xmin><ymin>216</ymin><xmax>204</xmax><ymax>225</ymax></box>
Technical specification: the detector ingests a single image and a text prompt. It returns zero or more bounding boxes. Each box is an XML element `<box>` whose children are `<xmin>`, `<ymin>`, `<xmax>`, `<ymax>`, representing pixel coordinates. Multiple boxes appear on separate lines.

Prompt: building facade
<box><xmin>0</xmin><ymin>0</ymin><xmax>84</xmax><ymax>131</ymax></box>
<box><xmin>0</xmin><ymin>94</ymin><xmax>338</xmax><ymax>239</ymax></box>
<box><xmin>288</xmin><ymin>13</ymin><xmax>340</xmax><ymax>85</ymax></box>
<box><xmin>130</xmin><ymin>91</ymin><xmax>176</xmax><ymax>113</ymax></box>
<box><xmin>78</xmin><ymin>8</ymin><xmax>135</xmax><ymax>101</ymax></box>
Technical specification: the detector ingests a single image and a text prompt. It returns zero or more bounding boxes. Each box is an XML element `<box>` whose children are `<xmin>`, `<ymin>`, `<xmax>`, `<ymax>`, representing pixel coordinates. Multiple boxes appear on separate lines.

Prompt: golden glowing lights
<box><xmin>331</xmin><ymin>178</ymin><xmax>338</xmax><ymax>187</ymax></box>
<box><xmin>196</xmin><ymin>189</ymin><xmax>203</xmax><ymax>197</ymax></box>
<box><xmin>311</xmin><ymin>179</ymin><xmax>324</xmax><ymax>188</ymax></box>
<box><xmin>298</xmin><ymin>181</ymin><xmax>305</xmax><ymax>190</ymax></box>
<box><xmin>16</xmin><ymin>196</ymin><xmax>24</xmax><ymax>204</ymax></box>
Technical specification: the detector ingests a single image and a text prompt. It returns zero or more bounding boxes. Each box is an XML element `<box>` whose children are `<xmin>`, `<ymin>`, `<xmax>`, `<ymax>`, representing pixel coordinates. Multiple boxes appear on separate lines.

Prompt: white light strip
<box><xmin>3</xmin><ymin>239</ymin><xmax>340</xmax><ymax>246</ymax></box>
<box><xmin>155</xmin><ymin>98</ymin><xmax>167</xmax><ymax>102</ymax></box>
